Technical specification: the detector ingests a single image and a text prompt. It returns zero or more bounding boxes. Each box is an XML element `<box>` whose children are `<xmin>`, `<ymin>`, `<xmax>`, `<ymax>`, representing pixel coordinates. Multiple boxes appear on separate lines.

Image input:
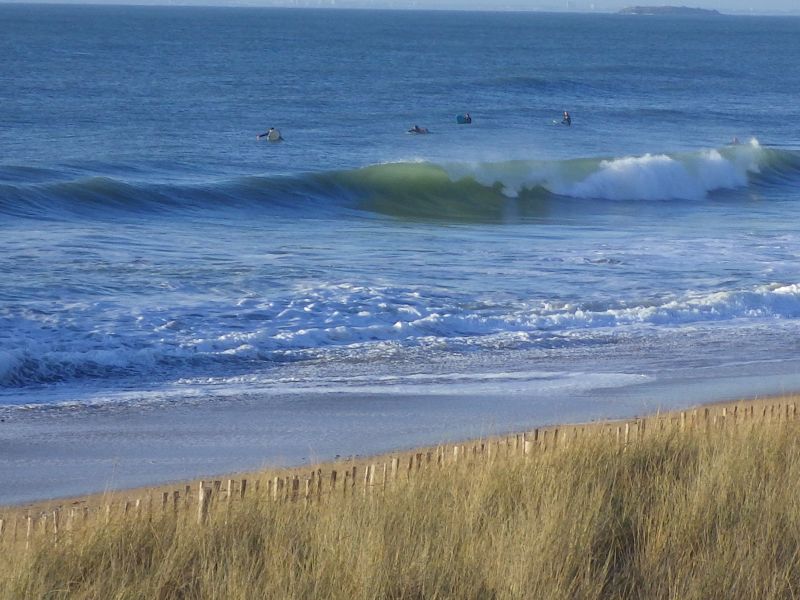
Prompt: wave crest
<box><xmin>0</xmin><ymin>141</ymin><xmax>795</xmax><ymax>221</ymax></box>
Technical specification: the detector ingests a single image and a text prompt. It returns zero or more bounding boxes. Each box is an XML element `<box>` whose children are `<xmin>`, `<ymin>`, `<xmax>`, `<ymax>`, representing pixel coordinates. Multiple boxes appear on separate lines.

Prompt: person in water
<box><xmin>257</xmin><ymin>127</ymin><xmax>282</xmax><ymax>141</ymax></box>
<box><xmin>561</xmin><ymin>111</ymin><xmax>571</xmax><ymax>126</ymax></box>
<box><xmin>409</xmin><ymin>124</ymin><xmax>428</xmax><ymax>134</ymax></box>
<box><xmin>464</xmin><ymin>113</ymin><xmax>472</xmax><ymax>124</ymax></box>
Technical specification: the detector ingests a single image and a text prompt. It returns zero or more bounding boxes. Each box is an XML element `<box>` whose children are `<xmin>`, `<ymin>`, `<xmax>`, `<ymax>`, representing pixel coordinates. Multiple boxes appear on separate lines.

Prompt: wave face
<box><xmin>1</xmin><ymin>141</ymin><xmax>796</xmax><ymax>222</ymax></box>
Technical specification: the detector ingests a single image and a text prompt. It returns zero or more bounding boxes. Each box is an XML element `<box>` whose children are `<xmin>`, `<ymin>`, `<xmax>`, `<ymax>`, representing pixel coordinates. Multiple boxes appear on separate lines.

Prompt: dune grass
<box><xmin>2</xmin><ymin>418</ymin><xmax>800</xmax><ymax>599</ymax></box>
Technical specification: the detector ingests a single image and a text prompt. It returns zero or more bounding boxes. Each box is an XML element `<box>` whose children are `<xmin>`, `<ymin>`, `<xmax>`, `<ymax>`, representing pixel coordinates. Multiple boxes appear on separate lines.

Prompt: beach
<box><xmin>1</xmin><ymin>391</ymin><xmax>797</xmax><ymax>517</ymax></box>
<box><xmin>6</xmin><ymin>392</ymin><xmax>800</xmax><ymax>598</ymax></box>
<box><xmin>3</xmin><ymin>5</ymin><xmax>800</xmax><ymax>511</ymax></box>
<box><xmin>4</xmin><ymin>324</ymin><xmax>800</xmax><ymax>505</ymax></box>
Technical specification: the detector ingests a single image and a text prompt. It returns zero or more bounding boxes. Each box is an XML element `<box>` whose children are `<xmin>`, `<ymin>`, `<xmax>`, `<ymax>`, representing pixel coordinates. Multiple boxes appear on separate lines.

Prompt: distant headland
<box><xmin>618</xmin><ymin>6</ymin><xmax>722</xmax><ymax>15</ymax></box>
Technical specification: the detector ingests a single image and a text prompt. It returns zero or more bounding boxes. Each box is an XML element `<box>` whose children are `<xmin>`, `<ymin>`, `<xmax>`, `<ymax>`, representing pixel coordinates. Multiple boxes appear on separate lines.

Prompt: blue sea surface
<box><xmin>2</xmin><ymin>5</ymin><xmax>800</xmax><ymax>501</ymax></box>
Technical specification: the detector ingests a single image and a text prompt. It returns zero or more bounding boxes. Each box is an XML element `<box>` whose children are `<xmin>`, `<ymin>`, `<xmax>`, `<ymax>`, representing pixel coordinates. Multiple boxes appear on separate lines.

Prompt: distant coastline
<box><xmin>618</xmin><ymin>5</ymin><xmax>722</xmax><ymax>15</ymax></box>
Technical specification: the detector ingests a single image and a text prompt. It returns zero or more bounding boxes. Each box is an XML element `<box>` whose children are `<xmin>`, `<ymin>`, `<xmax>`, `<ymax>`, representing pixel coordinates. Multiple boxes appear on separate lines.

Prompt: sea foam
<box><xmin>452</xmin><ymin>140</ymin><xmax>765</xmax><ymax>201</ymax></box>
<box><xmin>3</xmin><ymin>279</ymin><xmax>800</xmax><ymax>389</ymax></box>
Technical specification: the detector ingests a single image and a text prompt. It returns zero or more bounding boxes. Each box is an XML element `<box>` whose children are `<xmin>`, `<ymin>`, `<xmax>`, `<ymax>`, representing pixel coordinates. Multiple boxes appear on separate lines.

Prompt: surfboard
<box><xmin>257</xmin><ymin>129</ymin><xmax>283</xmax><ymax>142</ymax></box>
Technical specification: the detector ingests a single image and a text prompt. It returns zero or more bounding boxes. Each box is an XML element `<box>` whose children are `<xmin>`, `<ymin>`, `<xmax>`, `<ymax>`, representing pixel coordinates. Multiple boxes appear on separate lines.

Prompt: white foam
<box><xmin>558</xmin><ymin>150</ymin><xmax>748</xmax><ymax>201</ymax></box>
<box><xmin>446</xmin><ymin>141</ymin><xmax>765</xmax><ymax>201</ymax></box>
<box><xmin>4</xmin><ymin>278</ymin><xmax>800</xmax><ymax>389</ymax></box>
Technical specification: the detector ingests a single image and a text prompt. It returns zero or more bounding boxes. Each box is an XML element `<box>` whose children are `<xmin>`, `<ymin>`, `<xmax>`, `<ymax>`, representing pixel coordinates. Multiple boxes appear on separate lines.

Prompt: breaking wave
<box><xmin>3</xmin><ymin>280</ymin><xmax>800</xmax><ymax>388</ymax></box>
<box><xmin>0</xmin><ymin>140</ymin><xmax>796</xmax><ymax>221</ymax></box>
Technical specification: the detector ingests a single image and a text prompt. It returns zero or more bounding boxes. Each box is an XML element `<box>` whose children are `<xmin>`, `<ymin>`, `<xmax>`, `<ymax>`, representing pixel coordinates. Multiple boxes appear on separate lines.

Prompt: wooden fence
<box><xmin>0</xmin><ymin>398</ymin><xmax>797</xmax><ymax>550</ymax></box>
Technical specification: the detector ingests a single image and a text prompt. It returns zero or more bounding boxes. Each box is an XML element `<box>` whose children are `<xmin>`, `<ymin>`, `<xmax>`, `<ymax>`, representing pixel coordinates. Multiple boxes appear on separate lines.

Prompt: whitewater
<box><xmin>2</xmin><ymin>5</ymin><xmax>800</xmax><ymax>503</ymax></box>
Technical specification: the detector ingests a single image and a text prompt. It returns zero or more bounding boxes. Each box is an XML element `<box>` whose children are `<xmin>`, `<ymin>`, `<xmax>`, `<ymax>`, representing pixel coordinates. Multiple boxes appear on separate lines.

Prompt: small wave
<box><xmin>3</xmin><ymin>280</ymin><xmax>800</xmax><ymax>389</ymax></box>
<box><xmin>0</xmin><ymin>141</ymin><xmax>796</xmax><ymax>221</ymax></box>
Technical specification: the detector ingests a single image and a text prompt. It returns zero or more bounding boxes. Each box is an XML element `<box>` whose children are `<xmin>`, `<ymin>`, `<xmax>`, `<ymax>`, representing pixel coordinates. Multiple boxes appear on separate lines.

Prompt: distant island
<box><xmin>618</xmin><ymin>6</ymin><xmax>722</xmax><ymax>15</ymax></box>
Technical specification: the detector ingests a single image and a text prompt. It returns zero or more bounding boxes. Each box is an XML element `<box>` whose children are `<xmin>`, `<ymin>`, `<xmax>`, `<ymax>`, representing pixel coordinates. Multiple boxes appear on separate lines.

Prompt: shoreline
<box><xmin>2</xmin><ymin>391</ymin><xmax>796</xmax><ymax>518</ymax></box>
<box><xmin>5</xmin><ymin>363</ymin><xmax>800</xmax><ymax>508</ymax></box>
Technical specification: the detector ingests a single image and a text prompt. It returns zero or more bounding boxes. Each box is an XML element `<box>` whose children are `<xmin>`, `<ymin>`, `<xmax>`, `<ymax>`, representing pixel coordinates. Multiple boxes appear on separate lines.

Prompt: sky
<box><xmin>1</xmin><ymin>0</ymin><xmax>798</xmax><ymax>13</ymax></box>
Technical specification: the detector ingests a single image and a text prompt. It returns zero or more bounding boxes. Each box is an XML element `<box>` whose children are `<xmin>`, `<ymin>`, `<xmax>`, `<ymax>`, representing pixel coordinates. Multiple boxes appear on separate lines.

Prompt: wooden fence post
<box><xmin>26</xmin><ymin>514</ymin><xmax>33</xmax><ymax>551</ymax></box>
<box><xmin>67</xmin><ymin>508</ymin><xmax>76</xmax><ymax>534</ymax></box>
<box><xmin>272</xmin><ymin>477</ymin><xmax>280</xmax><ymax>502</ymax></box>
<box><xmin>197</xmin><ymin>482</ymin><xmax>210</xmax><ymax>525</ymax></box>
<box><xmin>52</xmin><ymin>509</ymin><xmax>60</xmax><ymax>544</ymax></box>
<box><xmin>362</xmin><ymin>465</ymin><xmax>371</xmax><ymax>497</ymax></box>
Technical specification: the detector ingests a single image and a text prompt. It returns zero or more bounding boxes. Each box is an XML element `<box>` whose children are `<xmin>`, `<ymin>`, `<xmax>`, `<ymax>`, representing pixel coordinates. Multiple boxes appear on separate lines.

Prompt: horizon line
<box><xmin>0</xmin><ymin>1</ymin><xmax>799</xmax><ymax>16</ymax></box>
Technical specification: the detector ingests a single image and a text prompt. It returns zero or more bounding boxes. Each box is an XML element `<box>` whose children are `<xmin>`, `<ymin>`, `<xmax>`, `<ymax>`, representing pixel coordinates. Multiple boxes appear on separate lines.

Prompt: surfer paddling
<box><xmin>408</xmin><ymin>124</ymin><xmax>429</xmax><ymax>134</ymax></box>
<box><xmin>257</xmin><ymin>127</ymin><xmax>283</xmax><ymax>142</ymax></box>
<box><xmin>561</xmin><ymin>111</ymin><xmax>571</xmax><ymax>126</ymax></box>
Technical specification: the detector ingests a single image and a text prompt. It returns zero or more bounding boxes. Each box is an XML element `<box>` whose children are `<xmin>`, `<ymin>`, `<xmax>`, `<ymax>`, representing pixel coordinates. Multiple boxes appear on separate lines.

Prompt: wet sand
<box><xmin>2</xmin><ymin>387</ymin><xmax>798</xmax><ymax>517</ymax></box>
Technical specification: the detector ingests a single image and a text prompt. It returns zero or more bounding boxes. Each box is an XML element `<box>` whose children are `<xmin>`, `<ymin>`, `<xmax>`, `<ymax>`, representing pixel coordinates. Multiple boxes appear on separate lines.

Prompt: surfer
<box><xmin>561</xmin><ymin>111</ymin><xmax>571</xmax><ymax>126</ymax></box>
<box><xmin>257</xmin><ymin>127</ymin><xmax>283</xmax><ymax>142</ymax></box>
<box><xmin>409</xmin><ymin>124</ymin><xmax>429</xmax><ymax>134</ymax></box>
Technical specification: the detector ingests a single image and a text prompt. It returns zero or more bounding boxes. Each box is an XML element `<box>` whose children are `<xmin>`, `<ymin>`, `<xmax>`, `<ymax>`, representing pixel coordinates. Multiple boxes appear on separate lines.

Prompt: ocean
<box><xmin>2</xmin><ymin>5</ymin><xmax>800</xmax><ymax>502</ymax></box>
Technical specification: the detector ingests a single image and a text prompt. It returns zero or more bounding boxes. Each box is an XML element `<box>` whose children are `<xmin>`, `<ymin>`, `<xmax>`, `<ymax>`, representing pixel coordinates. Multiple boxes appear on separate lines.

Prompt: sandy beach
<box><xmin>3</xmin><ymin>390</ymin><xmax>797</xmax><ymax>519</ymax></box>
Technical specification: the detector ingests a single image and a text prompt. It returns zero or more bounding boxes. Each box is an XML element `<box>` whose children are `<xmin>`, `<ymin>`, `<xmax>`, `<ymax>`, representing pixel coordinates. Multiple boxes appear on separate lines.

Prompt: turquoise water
<box><xmin>2</xmin><ymin>5</ymin><xmax>800</xmax><ymax>500</ymax></box>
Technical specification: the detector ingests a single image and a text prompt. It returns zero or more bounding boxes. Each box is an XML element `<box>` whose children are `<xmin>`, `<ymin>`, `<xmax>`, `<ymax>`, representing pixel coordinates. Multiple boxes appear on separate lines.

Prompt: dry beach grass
<box><xmin>2</xmin><ymin>397</ymin><xmax>800</xmax><ymax>599</ymax></box>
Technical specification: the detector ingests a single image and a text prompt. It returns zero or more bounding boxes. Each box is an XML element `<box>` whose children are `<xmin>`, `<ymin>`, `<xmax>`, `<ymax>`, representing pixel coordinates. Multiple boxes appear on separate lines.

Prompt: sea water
<box><xmin>2</xmin><ymin>5</ymin><xmax>800</xmax><ymax>501</ymax></box>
